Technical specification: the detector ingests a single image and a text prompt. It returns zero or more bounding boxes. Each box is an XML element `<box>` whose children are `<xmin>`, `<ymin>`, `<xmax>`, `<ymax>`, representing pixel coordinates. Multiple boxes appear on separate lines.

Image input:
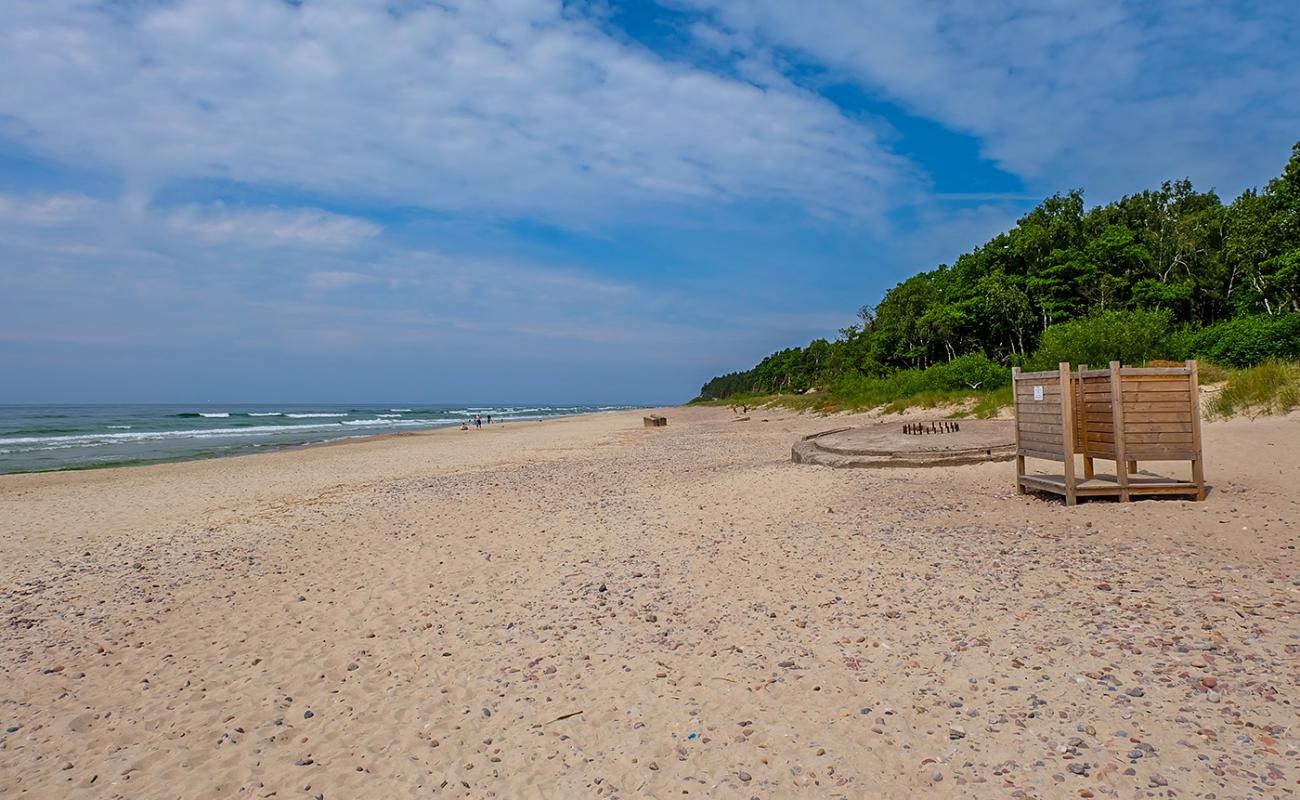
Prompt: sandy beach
<box><xmin>1</xmin><ymin>406</ymin><xmax>1297</xmax><ymax>799</ymax></box>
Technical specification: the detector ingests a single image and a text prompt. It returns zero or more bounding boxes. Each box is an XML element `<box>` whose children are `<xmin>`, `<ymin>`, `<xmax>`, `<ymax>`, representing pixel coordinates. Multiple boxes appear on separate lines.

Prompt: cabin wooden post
<box><xmin>1078</xmin><ymin>364</ymin><xmax>1094</xmax><ymax>480</ymax></box>
<box><xmin>1127</xmin><ymin>460</ymin><xmax>1138</xmax><ymax>475</ymax></box>
<box><xmin>1108</xmin><ymin>360</ymin><xmax>1130</xmax><ymax>502</ymax></box>
<box><xmin>1011</xmin><ymin>366</ymin><xmax>1026</xmax><ymax>493</ymax></box>
<box><xmin>1059</xmin><ymin>362</ymin><xmax>1077</xmax><ymax>506</ymax></box>
<box><xmin>1188</xmin><ymin>359</ymin><xmax>1206</xmax><ymax>500</ymax></box>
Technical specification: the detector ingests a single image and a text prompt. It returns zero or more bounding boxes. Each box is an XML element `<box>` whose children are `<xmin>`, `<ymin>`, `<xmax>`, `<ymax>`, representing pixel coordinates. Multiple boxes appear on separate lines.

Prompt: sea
<box><xmin>0</xmin><ymin>404</ymin><xmax>638</xmax><ymax>475</ymax></box>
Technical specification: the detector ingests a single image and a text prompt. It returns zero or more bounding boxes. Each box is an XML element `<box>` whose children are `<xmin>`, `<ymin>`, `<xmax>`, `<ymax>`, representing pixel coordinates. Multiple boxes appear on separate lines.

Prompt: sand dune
<box><xmin>1</xmin><ymin>407</ymin><xmax>1297</xmax><ymax>798</ymax></box>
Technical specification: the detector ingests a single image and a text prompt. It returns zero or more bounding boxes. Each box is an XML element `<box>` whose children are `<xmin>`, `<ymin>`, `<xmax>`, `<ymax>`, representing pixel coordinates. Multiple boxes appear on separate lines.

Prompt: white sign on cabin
<box><xmin>1033</xmin><ymin>385</ymin><xmax>1044</xmax><ymax>401</ymax></box>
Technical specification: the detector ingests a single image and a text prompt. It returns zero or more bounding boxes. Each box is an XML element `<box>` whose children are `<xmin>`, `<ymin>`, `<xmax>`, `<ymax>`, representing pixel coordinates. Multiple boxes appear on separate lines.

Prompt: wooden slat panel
<box><xmin>1123</xmin><ymin>411</ymin><xmax>1193</xmax><ymax>423</ymax></box>
<box><xmin>1014</xmin><ymin>370</ymin><xmax>1061</xmax><ymax>380</ymax></box>
<box><xmin>1018</xmin><ymin>421</ymin><xmax>1064</xmax><ymax>434</ymax></box>
<box><xmin>1017</xmin><ymin>403</ymin><xmax>1062</xmax><ymax>415</ymax></box>
<box><xmin>1016</xmin><ymin>390</ymin><xmax>1063</xmax><ymax>401</ymax></box>
<box><xmin>1092</xmin><ymin>432</ymin><xmax>1194</xmax><ymax>444</ymax></box>
<box><xmin>1017</xmin><ymin>410</ymin><xmax>1066</xmax><ymax>422</ymax></box>
<box><xmin>1125</xmin><ymin>445</ymin><xmax>1198</xmax><ymax>459</ymax></box>
<box><xmin>1124</xmin><ymin>421</ymin><xmax>1194</xmax><ymax>433</ymax></box>
<box><xmin>1121</xmin><ymin>369</ymin><xmax>1192</xmax><ymax>377</ymax></box>
<box><xmin>1118</xmin><ymin>401</ymin><xmax>1194</xmax><ymax>413</ymax></box>
<box><xmin>1019</xmin><ymin>446</ymin><xmax>1065</xmax><ymax>460</ymax></box>
<box><xmin>1121</xmin><ymin>391</ymin><xmax>1192</xmax><ymax>404</ymax></box>
<box><xmin>1019</xmin><ymin>429</ymin><xmax>1064</xmax><ymax>445</ymax></box>
<box><xmin>1020</xmin><ymin>436</ymin><xmax>1065</xmax><ymax>452</ymax></box>
<box><xmin>1120</xmin><ymin>381</ymin><xmax>1191</xmax><ymax>393</ymax></box>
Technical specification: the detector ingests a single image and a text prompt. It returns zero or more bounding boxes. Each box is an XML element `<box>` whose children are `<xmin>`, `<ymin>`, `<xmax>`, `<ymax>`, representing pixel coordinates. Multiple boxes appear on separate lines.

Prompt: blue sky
<box><xmin>2</xmin><ymin>0</ymin><xmax>1297</xmax><ymax>404</ymax></box>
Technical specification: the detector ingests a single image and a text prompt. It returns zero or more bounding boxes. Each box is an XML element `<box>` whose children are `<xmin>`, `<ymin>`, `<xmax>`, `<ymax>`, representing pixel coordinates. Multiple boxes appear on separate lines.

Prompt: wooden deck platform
<box><xmin>1019</xmin><ymin>472</ymin><xmax>1202</xmax><ymax>501</ymax></box>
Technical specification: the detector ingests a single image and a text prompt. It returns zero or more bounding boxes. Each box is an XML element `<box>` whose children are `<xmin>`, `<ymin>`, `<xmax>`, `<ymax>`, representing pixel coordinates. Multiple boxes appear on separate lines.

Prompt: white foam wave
<box><xmin>389</xmin><ymin>408</ymin><xmax>412</xmax><ymax>412</ymax></box>
<box><xmin>376</xmin><ymin>413</ymin><xmax>403</xmax><ymax>418</ymax></box>
<box><xmin>106</xmin><ymin>425</ymin><xmax>133</xmax><ymax>429</ymax></box>
<box><xmin>248</xmin><ymin>412</ymin><xmax>283</xmax><ymax>417</ymax></box>
<box><xmin>199</xmin><ymin>412</ymin><xmax>229</xmax><ymax>418</ymax></box>
<box><xmin>286</xmin><ymin>413</ymin><xmax>347</xmax><ymax>418</ymax></box>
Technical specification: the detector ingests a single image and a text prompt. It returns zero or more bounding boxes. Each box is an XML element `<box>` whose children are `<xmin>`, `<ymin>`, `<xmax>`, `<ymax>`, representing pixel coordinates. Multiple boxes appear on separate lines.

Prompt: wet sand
<box><xmin>1</xmin><ymin>406</ymin><xmax>1297</xmax><ymax>798</ymax></box>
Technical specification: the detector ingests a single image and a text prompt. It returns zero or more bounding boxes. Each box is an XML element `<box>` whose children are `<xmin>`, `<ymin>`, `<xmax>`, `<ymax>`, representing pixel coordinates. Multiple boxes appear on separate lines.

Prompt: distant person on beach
<box><xmin>474</xmin><ymin>415</ymin><xmax>482</xmax><ymax>430</ymax></box>
<box><xmin>487</xmin><ymin>415</ymin><xmax>492</xmax><ymax>425</ymax></box>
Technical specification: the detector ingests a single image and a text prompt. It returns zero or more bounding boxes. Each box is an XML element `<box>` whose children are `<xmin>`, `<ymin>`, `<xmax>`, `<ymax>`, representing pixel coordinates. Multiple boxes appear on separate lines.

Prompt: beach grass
<box><xmin>1206</xmin><ymin>359</ymin><xmax>1300</xmax><ymax>419</ymax></box>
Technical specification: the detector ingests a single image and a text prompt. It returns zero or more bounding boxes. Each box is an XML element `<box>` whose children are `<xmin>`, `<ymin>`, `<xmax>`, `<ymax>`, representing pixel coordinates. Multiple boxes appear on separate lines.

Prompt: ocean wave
<box><xmin>248</xmin><ymin>412</ymin><xmax>283</xmax><ymax>417</ymax></box>
<box><xmin>199</xmin><ymin>412</ymin><xmax>230</xmax><ymax>418</ymax></box>
<box><xmin>106</xmin><ymin>425</ymin><xmax>133</xmax><ymax>429</ymax></box>
<box><xmin>376</xmin><ymin>413</ymin><xmax>403</xmax><ymax>418</ymax></box>
<box><xmin>389</xmin><ymin>408</ymin><xmax>412</xmax><ymax>412</ymax></box>
<box><xmin>285</xmin><ymin>413</ymin><xmax>347</xmax><ymax>418</ymax></box>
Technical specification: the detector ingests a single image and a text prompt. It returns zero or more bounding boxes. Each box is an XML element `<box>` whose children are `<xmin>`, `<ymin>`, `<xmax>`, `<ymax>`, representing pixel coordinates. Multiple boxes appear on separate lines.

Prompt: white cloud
<box><xmin>0</xmin><ymin>193</ymin><xmax>96</xmax><ymax>225</ymax></box>
<box><xmin>0</xmin><ymin>0</ymin><xmax>913</xmax><ymax>222</ymax></box>
<box><xmin>679</xmin><ymin>0</ymin><xmax>1300</xmax><ymax>197</ymax></box>
<box><xmin>166</xmin><ymin>204</ymin><xmax>381</xmax><ymax>248</ymax></box>
<box><xmin>304</xmin><ymin>271</ymin><xmax>374</xmax><ymax>291</ymax></box>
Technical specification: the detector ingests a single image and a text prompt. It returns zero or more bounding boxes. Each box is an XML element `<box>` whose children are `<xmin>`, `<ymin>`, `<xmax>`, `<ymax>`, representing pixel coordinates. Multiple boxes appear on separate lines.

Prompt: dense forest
<box><xmin>697</xmin><ymin>143</ymin><xmax>1300</xmax><ymax>402</ymax></box>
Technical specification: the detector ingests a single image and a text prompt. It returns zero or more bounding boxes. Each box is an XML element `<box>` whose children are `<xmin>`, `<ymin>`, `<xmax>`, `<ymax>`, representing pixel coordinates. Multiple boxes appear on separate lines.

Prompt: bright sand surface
<box><xmin>1</xmin><ymin>406</ymin><xmax>1297</xmax><ymax>798</ymax></box>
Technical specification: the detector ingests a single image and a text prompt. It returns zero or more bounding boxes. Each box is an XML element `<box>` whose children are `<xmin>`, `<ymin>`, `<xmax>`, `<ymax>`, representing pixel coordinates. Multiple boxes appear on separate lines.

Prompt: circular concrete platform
<box><xmin>792</xmin><ymin>419</ymin><xmax>1016</xmax><ymax>468</ymax></box>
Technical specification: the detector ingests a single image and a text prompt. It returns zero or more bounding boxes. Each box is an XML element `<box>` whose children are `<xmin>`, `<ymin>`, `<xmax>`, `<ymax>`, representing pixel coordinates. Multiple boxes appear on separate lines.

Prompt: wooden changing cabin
<box><xmin>1012</xmin><ymin>360</ymin><xmax>1205</xmax><ymax>504</ymax></box>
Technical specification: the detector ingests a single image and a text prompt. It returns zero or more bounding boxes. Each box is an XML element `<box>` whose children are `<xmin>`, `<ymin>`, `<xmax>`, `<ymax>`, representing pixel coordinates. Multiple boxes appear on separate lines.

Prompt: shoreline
<box><xmin>0</xmin><ymin>406</ymin><xmax>650</xmax><ymax>479</ymax></box>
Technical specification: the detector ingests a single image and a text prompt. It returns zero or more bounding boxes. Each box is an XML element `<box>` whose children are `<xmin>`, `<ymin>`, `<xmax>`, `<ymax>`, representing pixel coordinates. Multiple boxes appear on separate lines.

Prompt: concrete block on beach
<box><xmin>643</xmin><ymin>414</ymin><xmax>668</xmax><ymax>427</ymax></box>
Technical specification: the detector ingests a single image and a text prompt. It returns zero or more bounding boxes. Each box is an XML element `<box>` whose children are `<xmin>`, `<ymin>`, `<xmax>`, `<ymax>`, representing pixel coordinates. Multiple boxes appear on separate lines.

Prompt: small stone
<box><xmin>482</xmin><ymin>708</ymin><xmax>492</xmax><ymax>717</ymax></box>
<box><xmin>1149</xmin><ymin>773</ymin><xmax>1168</xmax><ymax>787</ymax></box>
<box><xmin>948</xmin><ymin>724</ymin><xmax>966</xmax><ymax>740</ymax></box>
<box><xmin>645</xmin><ymin>613</ymin><xmax>658</xmax><ymax>623</ymax></box>
<box><xmin>648</xmin><ymin>762</ymin><xmax>659</xmax><ymax>771</ymax></box>
<box><xmin>1201</xmin><ymin>676</ymin><xmax>1217</xmax><ymax>688</ymax></box>
<box><xmin>1068</xmin><ymin>763</ymin><xmax>1088</xmax><ymax>776</ymax></box>
<box><xmin>1206</xmin><ymin>690</ymin><xmax>1221</xmax><ymax>703</ymax></box>
<box><xmin>347</xmin><ymin>663</ymin><xmax>359</xmax><ymax>671</ymax></box>
<box><xmin>304</xmin><ymin>710</ymin><xmax>314</xmax><ymax>719</ymax></box>
<box><xmin>5</xmin><ymin>726</ymin><xmax>19</xmax><ymax>733</ymax></box>
<box><xmin>1125</xmin><ymin>687</ymin><xmax>1144</xmax><ymax>697</ymax></box>
<box><xmin>737</xmin><ymin>771</ymin><xmax>752</xmax><ymax>782</ymax></box>
<box><xmin>1128</xmin><ymin>749</ymin><xmax>1143</xmax><ymax>759</ymax></box>
<box><xmin>598</xmin><ymin>583</ymin><xmax>607</xmax><ymax>592</ymax></box>
<box><xmin>932</xmin><ymin>770</ymin><xmax>943</xmax><ymax>782</ymax></box>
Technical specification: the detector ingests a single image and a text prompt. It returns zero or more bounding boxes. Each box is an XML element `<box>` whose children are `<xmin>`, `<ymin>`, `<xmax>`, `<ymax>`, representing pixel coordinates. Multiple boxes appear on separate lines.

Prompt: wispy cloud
<box><xmin>679</xmin><ymin>0</ymin><xmax>1300</xmax><ymax>197</ymax></box>
<box><xmin>166</xmin><ymin>204</ymin><xmax>381</xmax><ymax>248</ymax></box>
<box><xmin>1</xmin><ymin>0</ymin><xmax>913</xmax><ymax>222</ymax></box>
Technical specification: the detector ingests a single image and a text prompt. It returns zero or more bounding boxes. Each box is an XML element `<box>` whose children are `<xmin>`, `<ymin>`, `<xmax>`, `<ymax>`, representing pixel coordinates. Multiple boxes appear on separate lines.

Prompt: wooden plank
<box><xmin>1121</xmin><ymin>368</ymin><xmax>1192</xmax><ymax>377</ymax></box>
<box><xmin>1120</xmin><ymin>382</ymin><xmax>1192</xmax><ymax>393</ymax></box>
<box><xmin>1013</xmin><ymin>413</ymin><xmax>1066</xmax><ymax>426</ymax></box>
<box><xmin>1121</xmin><ymin>391</ymin><xmax>1192</xmax><ymax>404</ymax></box>
<box><xmin>1018</xmin><ymin>421</ymin><xmax>1064</xmax><ymax>435</ymax></box>
<box><xmin>1118</xmin><ymin>401</ymin><xmax>1194</xmax><ymax>413</ymax></box>
<box><xmin>1122</xmin><ymin>411</ymin><xmax>1193</xmax><ymax>423</ymax></box>
<box><xmin>1019</xmin><ymin>432</ymin><xmax>1065</xmax><ymax>448</ymax></box>
<box><xmin>1019</xmin><ymin>448</ymin><xmax>1066</xmax><ymax>462</ymax></box>
<box><xmin>1125</xmin><ymin>446</ymin><xmax>1199</xmax><ymax>459</ymax></box>
<box><xmin>1013</xmin><ymin>370</ymin><xmax>1060</xmax><ymax>380</ymax></box>
<box><xmin>1123</xmin><ymin>421</ymin><xmax>1194</xmax><ymax>433</ymax></box>
<box><xmin>1092</xmin><ymin>432</ymin><xmax>1194</xmax><ymax>445</ymax></box>
<box><xmin>1016</xmin><ymin>389</ymin><xmax>1063</xmax><ymax>401</ymax></box>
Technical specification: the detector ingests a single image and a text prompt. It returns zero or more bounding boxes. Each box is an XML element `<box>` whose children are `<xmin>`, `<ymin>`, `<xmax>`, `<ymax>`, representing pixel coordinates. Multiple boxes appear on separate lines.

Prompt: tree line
<box><xmin>698</xmin><ymin>143</ymin><xmax>1300</xmax><ymax>401</ymax></box>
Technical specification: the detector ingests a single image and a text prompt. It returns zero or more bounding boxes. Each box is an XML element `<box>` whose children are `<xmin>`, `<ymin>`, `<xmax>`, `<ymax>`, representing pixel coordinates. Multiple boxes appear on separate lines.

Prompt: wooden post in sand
<box><xmin>1011</xmin><ymin>366</ymin><xmax>1026</xmax><ymax>494</ymax></box>
<box><xmin>1059</xmin><ymin>362</ymin><xmax>1077</xmax><ymax>506</ymax></box>
<box><xmin>1188</xmin><ymin>359</ymin><xmax>1206</xmax><ymax>500</ymax></box>
<box><xmin>1108</xmin><ymin>361</ymin><xmax>1130</xmax><ymax>503</ymax></box>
